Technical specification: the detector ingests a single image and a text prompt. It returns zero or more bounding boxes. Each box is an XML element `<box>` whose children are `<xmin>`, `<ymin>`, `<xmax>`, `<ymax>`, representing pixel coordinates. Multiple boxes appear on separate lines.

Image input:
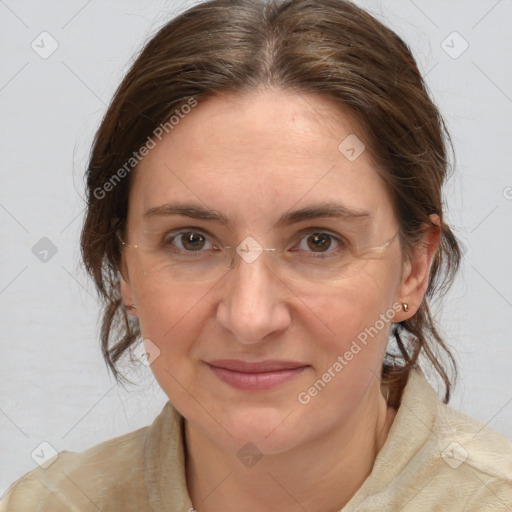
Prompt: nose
<box><xmin>215</xmin><ymin>251</ymin><xmax>291</xmax><ymax>345</ymax></box>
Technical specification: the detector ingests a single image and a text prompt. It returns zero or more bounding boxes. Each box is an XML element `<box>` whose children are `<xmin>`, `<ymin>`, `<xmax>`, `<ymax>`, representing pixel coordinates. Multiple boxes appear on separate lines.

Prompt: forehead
<box><xmin>128</xmin><ymin>88</ymin><xmax>394</xmax><ymax>228</ymax></box>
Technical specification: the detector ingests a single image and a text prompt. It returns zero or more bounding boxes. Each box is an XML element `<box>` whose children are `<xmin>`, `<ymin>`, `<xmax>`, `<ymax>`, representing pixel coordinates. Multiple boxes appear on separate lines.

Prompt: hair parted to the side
<box><xmin>80</xmin><ymin>0</ymin><xmax>461</xmax><ymax>404</ymax></box>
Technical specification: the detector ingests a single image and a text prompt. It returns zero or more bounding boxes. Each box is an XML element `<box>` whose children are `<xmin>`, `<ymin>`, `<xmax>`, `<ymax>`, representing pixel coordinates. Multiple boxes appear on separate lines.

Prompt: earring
<box><xmin>126</xmin><ymin>304</ymin><xmax>137</xmax><ymax>310</ymax></box>
<box><xmin>402</xmin><ymin>303</ymin><xmax>409</xmax><ymax>312</ymax></box>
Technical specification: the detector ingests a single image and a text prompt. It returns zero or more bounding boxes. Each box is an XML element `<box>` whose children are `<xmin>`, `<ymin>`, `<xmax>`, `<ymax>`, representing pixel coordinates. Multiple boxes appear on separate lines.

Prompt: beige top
<box><xmin>1</xmin><ymin>369</ymin><xmax>511</xmax><ymax>511</ymax></box>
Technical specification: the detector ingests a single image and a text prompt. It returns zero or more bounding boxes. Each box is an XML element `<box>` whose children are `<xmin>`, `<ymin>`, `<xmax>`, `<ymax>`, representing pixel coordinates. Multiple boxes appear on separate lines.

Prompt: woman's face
<box><xmin>121</xmin><ymin>87</ymin><xmax>411</xmax><ymax>454</ymax></box>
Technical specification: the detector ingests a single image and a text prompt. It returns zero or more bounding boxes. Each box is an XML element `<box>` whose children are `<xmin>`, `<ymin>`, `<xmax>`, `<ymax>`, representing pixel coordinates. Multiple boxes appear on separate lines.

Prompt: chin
<box><xmin>212</xmin><ymin>406</ymin><xmax>312</xmax><ymax>455</ymax></box>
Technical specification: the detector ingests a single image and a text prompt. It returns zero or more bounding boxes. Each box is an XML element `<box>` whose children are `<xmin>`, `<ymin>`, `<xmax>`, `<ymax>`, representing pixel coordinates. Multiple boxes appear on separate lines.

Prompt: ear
<box><xmin>394</xmin><ymin>214</ymin><xmax>441</xmax><ymax>322</ymax></box>
<box><xmin>119</xmin><ymin>252</ymin><xmax>137</xmax><ymax>317</ymax></box>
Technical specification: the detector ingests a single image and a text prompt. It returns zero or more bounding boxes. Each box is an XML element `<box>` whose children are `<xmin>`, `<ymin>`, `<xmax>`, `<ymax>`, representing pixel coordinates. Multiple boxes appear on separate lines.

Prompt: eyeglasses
<box><xmin>116</xmin><ymin>224</ymin><xmax>399</xmax><ymax>286</ymax></box>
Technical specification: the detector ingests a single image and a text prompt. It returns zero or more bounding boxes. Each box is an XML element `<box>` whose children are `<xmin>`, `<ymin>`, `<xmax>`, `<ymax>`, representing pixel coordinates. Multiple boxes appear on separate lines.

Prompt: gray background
<box><xmin>1</xmin><ymin>0</ymin><xmax>511</xmax><ymax>493</ymax></box>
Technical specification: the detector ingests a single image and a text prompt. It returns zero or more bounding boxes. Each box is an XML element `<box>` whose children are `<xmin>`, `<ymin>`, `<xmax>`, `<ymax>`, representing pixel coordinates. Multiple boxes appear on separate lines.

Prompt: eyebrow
<box><xmin>143</xmin><ymin>201</ymin><xmax>371</xmax><ymax>228</ymax></box>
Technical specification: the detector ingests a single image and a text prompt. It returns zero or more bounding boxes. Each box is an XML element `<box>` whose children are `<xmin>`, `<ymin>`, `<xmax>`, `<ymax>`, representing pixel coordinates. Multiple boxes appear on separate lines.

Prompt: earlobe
<box><xmin>120</xmin><ymin>277</ymin><xmax>137</xmax><ymax>317</ymax></box>
<box><xmin>395</xmin><ymin>215</ymin><xmax>441</xmax><ymax>321</ymax></box>
<box><xmin>119</xmin><ymin>255</ymin><xmax>137</xmax><ymax>317</ymax></box>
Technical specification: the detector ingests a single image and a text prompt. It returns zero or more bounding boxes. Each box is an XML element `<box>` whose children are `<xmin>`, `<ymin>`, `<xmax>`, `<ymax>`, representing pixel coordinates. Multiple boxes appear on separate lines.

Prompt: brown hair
<box><xmin>80</xmin><ymin>0</ymin><xmax>461</xmax><ymax>404</ymax></box>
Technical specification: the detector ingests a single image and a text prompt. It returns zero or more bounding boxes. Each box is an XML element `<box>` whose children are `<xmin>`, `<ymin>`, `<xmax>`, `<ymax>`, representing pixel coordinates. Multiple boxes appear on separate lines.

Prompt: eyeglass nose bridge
<box><xmin>224</xmin><ymin>243</ymin><xmax>280</xmax><ymax>269</ymax></box>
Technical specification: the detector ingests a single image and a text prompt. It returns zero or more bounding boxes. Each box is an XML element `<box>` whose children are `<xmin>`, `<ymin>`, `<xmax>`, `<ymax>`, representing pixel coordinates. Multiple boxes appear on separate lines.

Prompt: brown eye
<box><xmin>180</xmin><ymin>232</ymin><xmax>206</xmax><ymax>251</ymax></box>
<box><xmin>305</xmin><ymin>233</ymin><xmax>333</xmax><ymax>252</ymax></box>
<box><xmin>161</xmin><ymin>230</ymin><xmax>213</xmax><ymax>253</ymax></box>
<box><xmin>293</xmin><ymin>230</ymin><xmax>347</xmax><ymax>258</ymax></box>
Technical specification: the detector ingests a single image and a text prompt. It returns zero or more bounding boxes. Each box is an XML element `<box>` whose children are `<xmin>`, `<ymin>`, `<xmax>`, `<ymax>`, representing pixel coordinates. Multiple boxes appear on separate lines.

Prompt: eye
<box><xmin>162</xmin><ymin>230</ymin><xmax>219</xmax><ymax>254</ymax></box>
<box><xmin>294</xmin><ymin>231</ymin><xmax>347</xmax><ymax>256</ymax></box>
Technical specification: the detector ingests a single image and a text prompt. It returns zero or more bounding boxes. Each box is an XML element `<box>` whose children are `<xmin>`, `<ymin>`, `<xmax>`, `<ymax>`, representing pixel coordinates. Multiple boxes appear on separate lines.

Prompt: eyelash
<box><xmin>160</xmin><ymin>228</ymin><xmax>348</xmax><ymax>258</ymax></box>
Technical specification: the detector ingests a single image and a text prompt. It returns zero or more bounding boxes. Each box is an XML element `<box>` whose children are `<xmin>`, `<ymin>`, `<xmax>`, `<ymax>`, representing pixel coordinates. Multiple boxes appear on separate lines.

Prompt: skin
<box><xmin>120</xmin><ymin>86</ymin><xmax>440</xmax><ymax>512</ymax></box>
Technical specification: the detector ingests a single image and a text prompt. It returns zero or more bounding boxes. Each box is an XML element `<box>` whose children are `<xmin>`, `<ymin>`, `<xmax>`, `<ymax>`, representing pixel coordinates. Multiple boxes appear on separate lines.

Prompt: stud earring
<box><xmin>402</xmin><ymin>303</ymin><xmax>409</xmax><ymax>312</ymax></box>
<box><xmin>126</xmin><ymin>304</ymin><xmax>137</xmax><ymax>310</ymax></box>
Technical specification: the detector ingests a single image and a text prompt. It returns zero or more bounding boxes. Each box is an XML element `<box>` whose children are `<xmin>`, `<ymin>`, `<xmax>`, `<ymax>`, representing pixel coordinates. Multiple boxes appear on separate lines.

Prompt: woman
<box><xmin>1</xmin><ymin>0</ymin><xmax>511</xmax><ymax>510</ymax></box>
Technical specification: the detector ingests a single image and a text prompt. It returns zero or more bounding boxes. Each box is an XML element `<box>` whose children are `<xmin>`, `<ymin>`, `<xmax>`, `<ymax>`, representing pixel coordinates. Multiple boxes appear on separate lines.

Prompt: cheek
<box><xmin>294</xmin><ymin>277</ymin><xmax>398</xmax><ymax>422</ymax></box>
<box><xmin>134</xmin><ymin>285</ymin><xmax>212</xmax><ymax>405</ymax></box>
<box><xmin>304</xmin><ymin>272</ymin><xmax>396</xmax><ymax>340</ymax></box>
<box><xmin>133</xmin><ymin>279</ymin><xmax>208</xmax><ymax>359</ymax></box>
<box><xmin>298</xmin><ymin>266</ymin><xmax>399</xmax><ymax>384</ymax></box>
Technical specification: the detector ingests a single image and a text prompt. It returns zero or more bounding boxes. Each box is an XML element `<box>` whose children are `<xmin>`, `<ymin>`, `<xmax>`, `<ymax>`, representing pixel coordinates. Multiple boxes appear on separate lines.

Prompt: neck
<box><xmin>185</xmin><ymin>383</ymin><xmax>397</xmax><ymax>512</ymax></box>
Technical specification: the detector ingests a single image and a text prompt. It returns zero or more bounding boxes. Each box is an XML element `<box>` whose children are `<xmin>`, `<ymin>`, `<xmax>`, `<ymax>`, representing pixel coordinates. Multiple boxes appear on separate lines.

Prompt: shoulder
<box><xmin>434</xmin><ymin>394</ymin><xmax>512</xmax><ymax>479</ymax></box>
<box><xmin>0</xmin><ymin>425</ymin><xmax>150</xmax><ymax>512</ymax></box>
<box><xmin>428</xmin><ymin>399</ymin><xmax>512</xmax><ymax>510</ymax></box>
<box><xmin>392</xmin><ymin>370</ymin><xmax>512</xmax><ymax>510</ymax></box>
<box><xmin>354</xmin><ymin>370</ymin><xmax>512</xmax><ymax>511</ymax></box>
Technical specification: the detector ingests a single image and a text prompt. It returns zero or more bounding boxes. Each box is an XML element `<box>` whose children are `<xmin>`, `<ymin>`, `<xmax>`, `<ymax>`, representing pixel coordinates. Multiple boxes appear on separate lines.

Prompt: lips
<box><xmin>208</xmin><ymin>359</ymin><xmax>307</xmax><ymax>372</ymax></box>
<box><xmin>206</xmin><ymin>359</ymin><xmax>309</xmax><ymax>391</ymax></box>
